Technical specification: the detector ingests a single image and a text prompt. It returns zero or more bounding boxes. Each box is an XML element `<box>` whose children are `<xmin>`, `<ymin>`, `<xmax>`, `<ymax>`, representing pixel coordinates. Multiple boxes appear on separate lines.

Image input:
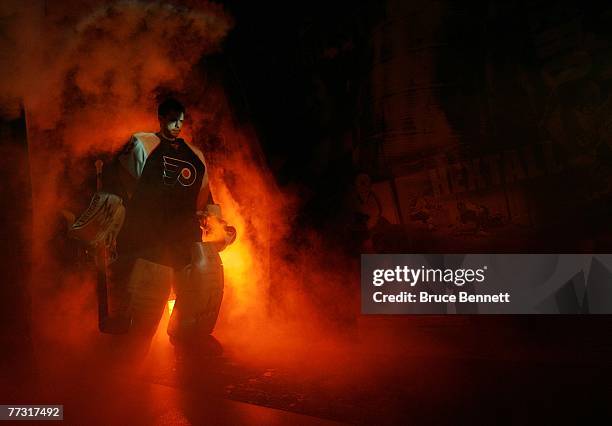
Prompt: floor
<box><xmin>3</xmin><ymin>312</ymin><xmax>612</xmax><ymax>425</ymax></box>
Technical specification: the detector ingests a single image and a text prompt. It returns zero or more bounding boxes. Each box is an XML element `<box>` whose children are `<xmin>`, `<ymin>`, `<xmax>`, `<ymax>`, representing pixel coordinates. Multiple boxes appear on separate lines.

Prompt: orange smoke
<box><xmin>211</xmin><ymin>125</ymin><xmax>292</xmax><ymax>324</ymax></box>
<box><xmin>0</xmin><ymin>1</ymin><xmax>232</xmax><ymax>353</ymax></box>
<box><xmin>2</xmin><ymin>0</ymin><xmax>362</xmax><ymax>381</ymax></box>
<box><xmin>202</xmin><ymin>123</ymin><xmax>364</xmax><ymax>372</ymax></box>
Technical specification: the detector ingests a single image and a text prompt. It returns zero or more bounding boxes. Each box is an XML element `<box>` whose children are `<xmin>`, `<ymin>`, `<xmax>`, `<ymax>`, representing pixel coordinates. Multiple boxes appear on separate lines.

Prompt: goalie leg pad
<box><xmin>168</xmin><ymin>242</ymin><xmax>224</xmax><ymax>340</ymax></box>
<box><xmin>126</xmin><ymin>258</ymin><xmax>173</xmax><ymax>337</ymax></box>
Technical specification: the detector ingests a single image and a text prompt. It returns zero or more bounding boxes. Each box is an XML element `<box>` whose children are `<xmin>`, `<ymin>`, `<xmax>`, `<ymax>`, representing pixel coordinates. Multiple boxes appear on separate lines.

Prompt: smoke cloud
<box><xmin>1</xmin><ymin>0</ymin><xmax>364</xmax><ymax>385</ymax></box>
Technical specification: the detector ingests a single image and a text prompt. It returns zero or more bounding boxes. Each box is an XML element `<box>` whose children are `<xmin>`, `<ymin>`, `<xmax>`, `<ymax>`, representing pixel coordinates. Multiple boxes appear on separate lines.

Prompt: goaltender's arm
<box><xmin>184</xmin><ymin>141</ymin><xmax>221</xmax><ymax>219</ymax></box>
<box><xmin>189</xmin><ymin>144</ymin><xmax>236</xmax><ymax>250</ymax></box>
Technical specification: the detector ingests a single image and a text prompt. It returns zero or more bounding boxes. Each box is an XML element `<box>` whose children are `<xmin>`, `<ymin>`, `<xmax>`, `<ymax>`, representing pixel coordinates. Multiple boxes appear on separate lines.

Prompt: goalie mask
<box><xmin>69</xmin><ymin>192</ymin><xmax>126</xmax><ymax>246</ymax></box>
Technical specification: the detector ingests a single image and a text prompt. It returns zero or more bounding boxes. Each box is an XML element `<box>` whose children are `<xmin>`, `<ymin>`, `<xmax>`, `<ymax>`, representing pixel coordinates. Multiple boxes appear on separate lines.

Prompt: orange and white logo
<box><xmin>162</xmin><ymin>156</ymin><xmax>197</xmax><ymax>187</ymax></box>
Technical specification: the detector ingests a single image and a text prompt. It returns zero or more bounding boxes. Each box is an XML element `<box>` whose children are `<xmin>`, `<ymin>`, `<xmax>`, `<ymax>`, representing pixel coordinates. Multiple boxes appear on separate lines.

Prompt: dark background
<box><xmin>202</xmin><ymin>0</ymin><xmax>612</xmax><ymax>254</ymax></box>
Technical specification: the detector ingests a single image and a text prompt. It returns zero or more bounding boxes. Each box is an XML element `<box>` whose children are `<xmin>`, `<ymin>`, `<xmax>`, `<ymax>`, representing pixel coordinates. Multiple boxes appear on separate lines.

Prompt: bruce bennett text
<box><xmin>372</xmin><ymin>291</ymin><xmax>511</xmax><ymax>304</ymax></box>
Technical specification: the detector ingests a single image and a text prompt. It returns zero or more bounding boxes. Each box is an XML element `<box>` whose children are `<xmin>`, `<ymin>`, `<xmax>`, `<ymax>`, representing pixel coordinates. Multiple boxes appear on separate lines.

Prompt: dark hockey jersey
<box><xmin>114</xmin><ymin>132</ymin><xmax>212</xmax><ymax>267</ymax></box>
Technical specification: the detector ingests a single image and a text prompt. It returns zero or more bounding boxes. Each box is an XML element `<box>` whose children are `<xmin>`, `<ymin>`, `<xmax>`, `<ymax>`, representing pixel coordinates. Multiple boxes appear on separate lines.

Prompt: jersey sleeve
<box><xmin>196</xmin><ymin>155</ymin><xmax>219</xmax><ymax>216</ymax></box>
<box><xmin>104</xmin><ymin>133</ymin><xmax>159</xmax><ymax>202</ymax></box>
<box><xmin>118</xmin><ymin>134</ymin><xmax>151</xmax><ymax>179</ymax></box>
<box><xmin>188</xmin><ymin>143</ymin><xmax>221</xmax><ymax>218</ymax></box>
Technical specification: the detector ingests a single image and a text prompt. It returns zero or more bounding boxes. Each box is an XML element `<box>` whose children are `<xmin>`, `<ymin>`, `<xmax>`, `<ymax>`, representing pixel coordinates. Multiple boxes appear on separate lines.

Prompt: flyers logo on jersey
<box><xmin>162</xmin><ymin>156</ymin><xmax>197</xmax><ymax>187</ymax></box>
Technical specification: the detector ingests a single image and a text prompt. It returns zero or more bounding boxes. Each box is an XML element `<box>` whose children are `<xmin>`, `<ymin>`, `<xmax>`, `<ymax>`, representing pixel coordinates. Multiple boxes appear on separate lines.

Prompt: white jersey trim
<box><xmin>118</xmin><ymin>132</ymin><xmax>160</xmax><ymax>179</ymax></box>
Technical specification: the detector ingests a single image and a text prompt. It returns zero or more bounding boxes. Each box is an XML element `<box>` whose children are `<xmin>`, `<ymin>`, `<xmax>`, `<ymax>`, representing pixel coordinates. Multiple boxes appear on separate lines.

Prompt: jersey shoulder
<box><xmin>118</xmin><ymin>132</ymin><xmax>160</xmax><ymax>179</ymax></box>
<box><xmin>132</xmin><ymin>132</ymin><xmax>160</xmax><ymax>156</ymax></box>
<box><xmin>183</xmin><ymin>140</ymin><xmax>207</xmax><ymax>169</ymax></box>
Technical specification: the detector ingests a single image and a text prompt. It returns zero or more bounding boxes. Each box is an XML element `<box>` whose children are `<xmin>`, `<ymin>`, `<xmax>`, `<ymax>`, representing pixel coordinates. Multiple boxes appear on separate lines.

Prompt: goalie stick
<box><xmin>94</xmin><ymin>159</ymin><xmax>110</xmax><ymax>332</ymax></box>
